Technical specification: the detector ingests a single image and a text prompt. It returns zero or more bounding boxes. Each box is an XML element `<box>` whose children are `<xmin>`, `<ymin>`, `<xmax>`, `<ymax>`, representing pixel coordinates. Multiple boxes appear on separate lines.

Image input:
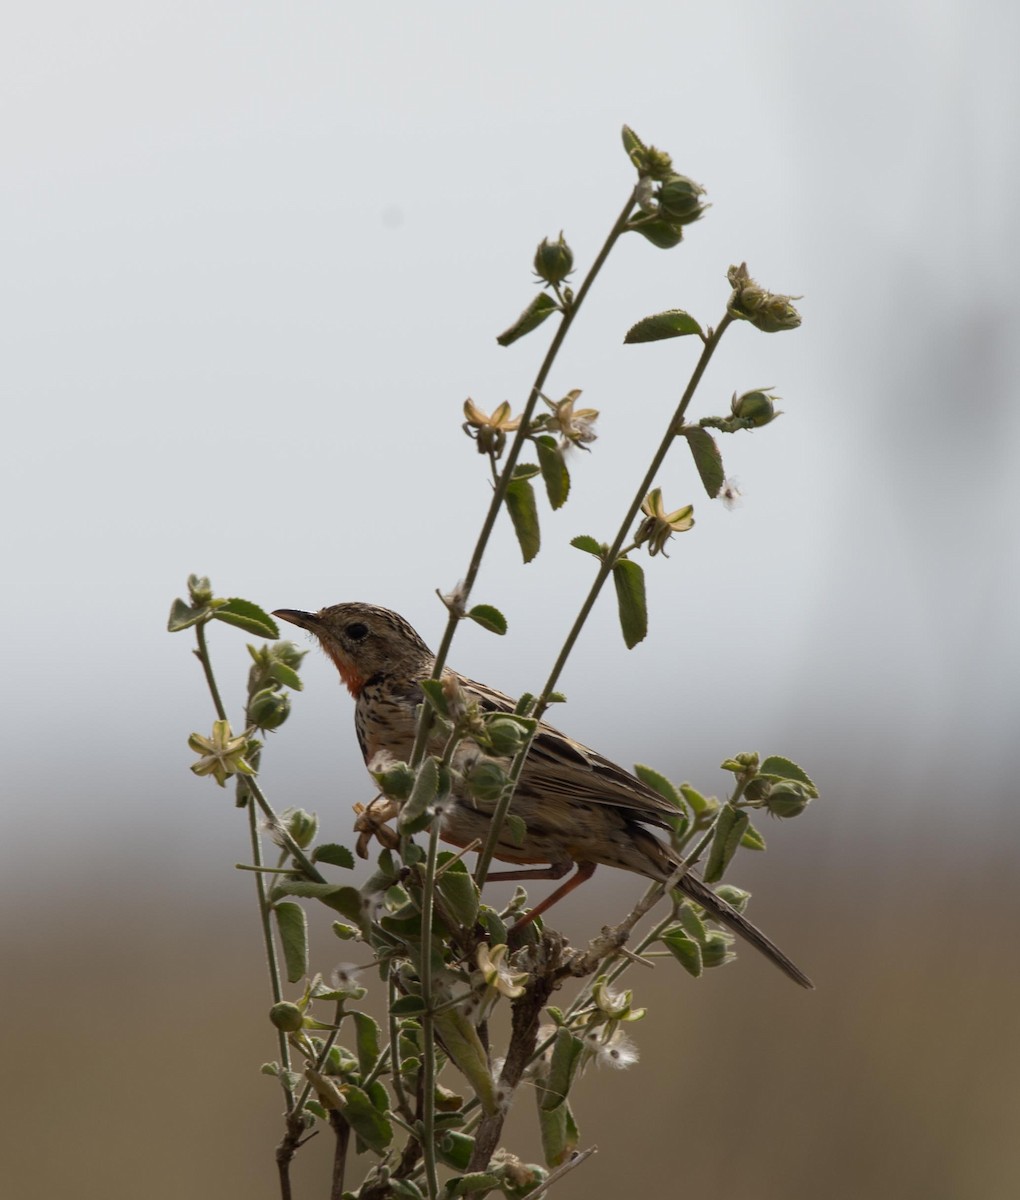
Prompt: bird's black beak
<box><xmin>273</xmin><ymin>608</ymin><xmax>320</xmax><ymax>632</ymax></box>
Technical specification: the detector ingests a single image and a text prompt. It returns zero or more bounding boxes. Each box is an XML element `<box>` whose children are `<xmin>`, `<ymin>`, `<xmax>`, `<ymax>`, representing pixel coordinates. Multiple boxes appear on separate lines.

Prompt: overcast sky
<box><xmin>3</xmin><ymin>1</ymin><xmax>1017</xmax><ymax>891</ymax></box>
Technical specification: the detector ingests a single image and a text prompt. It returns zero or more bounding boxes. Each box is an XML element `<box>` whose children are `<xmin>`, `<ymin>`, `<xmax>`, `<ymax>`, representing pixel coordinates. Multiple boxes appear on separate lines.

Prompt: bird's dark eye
<box><xmin>345</xmin><ymin>622</ymin><xmax>369</xmax><ymax>642</ymax></box>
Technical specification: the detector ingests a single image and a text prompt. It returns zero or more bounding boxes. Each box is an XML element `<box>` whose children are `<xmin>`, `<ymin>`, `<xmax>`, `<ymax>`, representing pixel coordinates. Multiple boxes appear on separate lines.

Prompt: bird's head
<box><xmin>273</xmin><ymin>603</ymin><xmax>433</xmax><ymax>697</ymax></box>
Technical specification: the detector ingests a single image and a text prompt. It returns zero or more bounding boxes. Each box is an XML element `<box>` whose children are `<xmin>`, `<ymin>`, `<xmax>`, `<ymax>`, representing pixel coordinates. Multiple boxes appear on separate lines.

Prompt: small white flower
<box><xmin>585</xmin><ymin>1027</ymin><xmax>639</xmax><ymax>1070</ymax></box>
<box><xmin>717</xmin><ymin>477</ymin><xmax>743</xmax><ymax>510</ymax></box>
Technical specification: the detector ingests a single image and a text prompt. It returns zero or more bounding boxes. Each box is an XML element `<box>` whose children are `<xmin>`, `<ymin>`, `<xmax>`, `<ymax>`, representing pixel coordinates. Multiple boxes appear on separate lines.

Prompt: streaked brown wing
<box><xmin>460</xmin><ymin>673</ymin><xmax>680</xmax><ymax>828</ymax></box>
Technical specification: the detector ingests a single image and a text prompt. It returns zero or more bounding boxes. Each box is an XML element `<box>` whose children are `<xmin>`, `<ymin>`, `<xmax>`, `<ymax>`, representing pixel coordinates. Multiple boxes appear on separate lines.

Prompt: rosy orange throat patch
<box><xmin>323</xmin><ymin>645</ymin><xmax>366</xmax><ymax>696</ymax></box>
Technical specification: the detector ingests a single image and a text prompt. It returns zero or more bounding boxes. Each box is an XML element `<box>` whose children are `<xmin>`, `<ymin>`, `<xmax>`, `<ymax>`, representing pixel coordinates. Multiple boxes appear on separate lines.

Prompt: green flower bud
<box><xmin>715</xmin><ymin>885</ymin><xmax>751</xmax><ymax>913</ymax></box>
<box><xmin>485</xmin><ymin>717</ymin><xmax>529</xmax><ymax>756</ymax></box>
<box><xmin>702</xmin><ymin>931</ymin><xmax>735</xmax><ymax>969</ymax></box>
<box><xmin>269</xmin><ymin>1001</ymin><xmax>304</xmax><ymax>1032</ymax></box>
<box><xmin>465</xmin><ymin>759</ymin><xmax>508</xmax><ymax>802</ymax></box>
<box><xmin>742</xmin><ymin>776</ymin><xmax>772</xmax><ymax>804</ymax></box>
<box><xmin>371</xmin><ymin>759</ymin><xmax>416</xmax><ymax>802</ymax></box>
<box><xmin>249</xmin><ymin>687</ymin><xmax>291</xmax><ymax>730</ymax></box>
<box><xmin>731</xmin><ymin>389</ymin><xmax>782</xmax><ymax>428</ymax></box>
<box><xmin>280</xmin><ymin>807</ymin><xmax>318</xmax><ymax>849</ymax></box>
<box><xmin>765</xmin><ymin>781</ymin><xmax>813</xmax><ymax>819</ymax></box>
<box><xmin>726</xmin><ymin>263</ymin><xmax>802</xmax><ymax>333</ymax></box>
<box><xmin>533</xmin><ymin>233</ymin><xmax>574</xmax><ymax>286</ymax></box>
<box><xmin>656</xmin><ymin>174</ymin><xmax>707</xmax><ymax>225</ymax></box>
<box><xmin>187</xmin><ymin>574</ymin><xmax>214</xmax><ymax>605</ymax></box>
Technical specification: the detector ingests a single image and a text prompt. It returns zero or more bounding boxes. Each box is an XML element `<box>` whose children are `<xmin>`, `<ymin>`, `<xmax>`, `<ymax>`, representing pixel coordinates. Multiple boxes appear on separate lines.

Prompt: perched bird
<box><xmin>274</xmin><ymin>602</ymin><xmax>812</xmax><ymax>988</ymax></box>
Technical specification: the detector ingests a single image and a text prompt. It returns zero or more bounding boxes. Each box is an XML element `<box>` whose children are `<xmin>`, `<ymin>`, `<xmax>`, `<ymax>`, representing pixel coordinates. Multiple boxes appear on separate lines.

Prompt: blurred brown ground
<box><xmin>5</xmin><ymin>821</ymin><xmax>1019</xmax><ymax>1200</ymax></box>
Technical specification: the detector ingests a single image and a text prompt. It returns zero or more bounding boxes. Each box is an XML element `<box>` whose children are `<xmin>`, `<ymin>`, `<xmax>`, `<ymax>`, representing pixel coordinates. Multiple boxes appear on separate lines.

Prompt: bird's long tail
<box><xmin>673</xmin><ymin>868</ymin><xmax>813</xmax><ymax>989</ymax></box>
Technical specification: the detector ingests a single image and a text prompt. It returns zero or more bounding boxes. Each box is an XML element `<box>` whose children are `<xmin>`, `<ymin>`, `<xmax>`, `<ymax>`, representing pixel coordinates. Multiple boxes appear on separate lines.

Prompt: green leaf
<box><xmin>621</xmin><ymin>124</ymin><xmax>646</xmax><ymax>160</ymax></box>
<box><xmin>541</xmin><ymin>1029</ymin><xmax>584</xmax><ymax>1111</ymax></box>
<box><xmin>167</xmin><ymin>597</ymin><xmax>210</xmax><ymax>632</ymax></box>
<box><xmin>420</xmin><ymin>679</ymin><xmax>451</xmax><ymax>719</ymax></box>
<box><xmin>539</xmin><ymin>1097</ymin><xmax>579</xmax><ymax>1168</ymax></box>
<box><xmin>351</xmin><ymin>1011</ymin><xmax>382</xmax><ymax>1078</ymax></box>
<box><xmin>511</xmin><ymin>462</ymin><xmax>541</xmax><ymax>481</ymax></box>
<box><xmin>629</xmin><ymin>216</ymin><xmax>683</xmax><ymax>249</ymax></box>
<box><xmin>496</xmin><ymin>292</ymin><xmax>560</xmax><ymax>347</ymax></box>
<box><xmin>272</xmin><ymin>880</ymin><xmax>364</xmax><ymax>924</ymax></box>
<box><xmin>675</xmin><ymin>901</ymin><xmax>708</xmax><ymax>945</ymax></box>
<box><xmin>758</xmin><ymin>756</ymin><xmax>819</xmax><ymax>797</ymax></box>
<box><xmin>624</xmin><ymin>309</ymin><xmax>703</xmax><ymax>344</ymax></box>
<box><xmin>633</xmin><ymin>764</ymin><xmax>683</xmax><ymax>808</ymax></box>
<box><xmin>436</xmin><ymin>855</ymin><xmax>480</xmax><ymax>928</ymax></box>
<box><xmin>704</xmin><ymin>803</ymin><xmax>750</xmax><ymax>884</ymax></box>
<box><xmin>438</xmin><ymin>1131</ymin><xmax>476</xmax><ymax>1172</ymax></box>
<box><xmin>612</xmin><ymin>558</ymin><xmax>648</xmax><ymax>648</ymax></box>
<box><xmin>268</xmin><ymin>661</ymin><xmax>303</xmax><ymax>691</ymax></box>
<box><xmin>443</xmin><ymin>1173</ymin><xmax>500</xmax><ymax>1198</ymax></box>
<box><xmin>398</xmin><ymin>757</ymin><xmax>439</xmax><ymax>835</ymax></box>
<box><xmin>390</xmin><ymin>995</ymin><xmax>428</xmax><ymax>1017</ymax></box>
<box><xmin>213</xmin><ymin>598</ymin><xmax>279</xmax><ymax>639</ymax></box>
<box><xmin>570</xmin><ymin>534</ymin><xmax>605</xmax><ymax>559</ymax></box>
<box><xmin>312</xmin><ymin>842</ymin><xmax>355</xmax><ymax>869</ymax></box>
<box><xmin>504</xmin><ymin>813</ymin><xmax>527</xmax><ymax>847</ymax></box>
<box><xmin>679</xmin><ymin>783</ymin><xmax>709</xmax><ymax>816</ymax></box>
<box><xmin>273</xmin><ymin>902</ymin><xmax>308</xmax><ymax>983</ymax></box>
<box><xmin>740</xmin><ymin>821</ymin><xmax>767</xmax><ymax>851</ymax></box>
<box><xmin>682</xmin><ymin>427</ymin><xmax>725</xmax><ymax>499</ymax></box>
<box><xmin>433</xmin><ymin>1004</ymin><xmax>499</xmax><ymax>1114</ymax></box>
<box><xmin>340</xmin><ymin>1083</ymin><xmax>393</xmax><ymax>1153</ymax></box>
<box><xmin>535</xmin><ymin>437</ymin><xmax>570</xmax><ymax>510</ymax></box>
<box><xmin>661</xmin><ymin>927</ymin><xmax>703</xmax><ymax>977</ymax></box>
<box><xmin>467</xmin><ymin>604</ymin><xmax>508</xmax><ymax>636</ymax></box>
<box><xmin>505</xmin><ymin>478</ymin><xmax>541</xmax><ymax>564</ymax></box>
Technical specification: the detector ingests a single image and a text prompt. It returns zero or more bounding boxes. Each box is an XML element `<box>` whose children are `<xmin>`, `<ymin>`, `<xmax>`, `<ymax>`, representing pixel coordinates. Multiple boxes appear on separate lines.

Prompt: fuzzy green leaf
<box><xmin>496</xmin><ymin>292</ymin><xmax>560</xmax><ymax>347</ymax></box>
<box><xmin>624</xmin><ymin>309</ymin><xmax>703</xmax><ymax>344</ymax></box>
<box><xmin>268</xmin><ymin>661</ymin><xmax>303</xmax><ymax>690</ymax></box>
<box><xmin>704</xmin><ymin>803</ymin><xmax>750</xmax><ymax>883</ymax></box>
<box><xmin>740</xmin><ymin>821</ymin><xmax>767</xmax><ymax>851</ymax></box>
<box><xmin>273</xmin><ymin>902</ymin><xmax>308</xmax><ymax>984</ymax></box>
<box><xmin>352</xmin><ymin>1011</ymin><xmax>382</xmax><ymax>1078</ymax></box>
<box><xmin>612</xmin><ymin>558</ymin><xmax>648</xmax><ymax>648</ymax></box>
<box><xmin>570</xmin><ymin>534</ymin><xmax>605</xmax><ymax>559</ymax></box>
<box><xmin>661</xmin><ymin>927</ymin><xmax>703</xmax><ymax>977</ymax></box>
<box><xmin>682</xmin><ymin>426</ymin><xmax>725</xmax><ymax>499</ymax></box>
<box><xmin>633</xmin><ymin>763</ymin><xmax>684</xmax><ymax>808</ymax></box>
<box><xmin>167</xmin><ymin>597</ymin><xmax>210</xmax><ymax>632</ymax></box>
<box><xmin>758</xmin><ymin>756</ymin><xmax>819</xmax><ymax>797</ymax></box>
<box><xmin>541</xmin><ymin>1030</ymin><xmax>584</xmax><ymax>1111</ymax></box>
<box><xmin>341</xmin><ymin>1083</ymin><xmax>393</xmax><ymax>1153</ymax></box>
<box><xmin>436</xmin><ymin>855</ymin><xmax>480</xmax><ymax>928</ymax></box>
<box><xmin>399</xmin><ymin>757</ymin><xmax>439</xmax><ymax>835</ymax></box>
<box><xmin>539</xmin><ymin>1097</ymin><xmax>579</xmax><ymax>1168</ymax></box>
<box><xmin>629</xmin><ymin>216</ymin><xmax>683</xmax><ymax>249</ymax></box>
<box><xmin>312</xmin><ymin>842</ymin><xmax>355</xmax><ymax>869</ymax></box>
<box><xmin>467</xmin><ymin>604</ymin><xmax>508</xmax><ymax>636</ymax></box>
<box><xmin>505</xmin><ymin>478</ymin><xmax>541</xmax><ymax>564</ymax></box>
<box><xmin>535</xmin><ymin>437</ymin><xmax>570</xmax><ymax>510</ymax></box>
<box><xmin>213</xmin><ymin>598</ymin><xmax>279</xmax><ymax>639</ymax></box>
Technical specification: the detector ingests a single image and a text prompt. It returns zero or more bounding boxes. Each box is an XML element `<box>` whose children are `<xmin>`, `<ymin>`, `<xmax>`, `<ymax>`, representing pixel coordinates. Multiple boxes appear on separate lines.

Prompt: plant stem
<box><xmin>195</xmin><ymin>621</ymin><xmax>228</xmax><ymax>722</ymax></box>
<box><xmin>410</xmin><ymin>186</ymin><xmax>639</xmax><ymax>768</ymax></box>
<box><xmin>473</xmin><ymin>311</ymin><xmax>735</xmax><ymax>885</ymax></box>
<box><xmin>418</xmin><ymin>816</ymin><xmax>443</xmax><ymax>1200</ymax></box>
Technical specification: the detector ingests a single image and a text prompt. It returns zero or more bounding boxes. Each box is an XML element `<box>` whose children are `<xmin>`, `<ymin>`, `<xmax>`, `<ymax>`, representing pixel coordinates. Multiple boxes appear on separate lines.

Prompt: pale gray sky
<box><xmin>3</xmin><ymin>1</ymin><xmax>1017</xmax><ymax>890</ymax></box>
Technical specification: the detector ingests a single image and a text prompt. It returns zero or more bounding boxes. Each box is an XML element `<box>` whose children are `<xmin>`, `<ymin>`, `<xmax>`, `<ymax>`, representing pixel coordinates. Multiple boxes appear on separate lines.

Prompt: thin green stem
<box><xmin>194</xmin><ymin>621</ymin><xmax>228</xmax><ymax>722</ymax></box>
<box><xmin>387</xmin><ymin>971</ymin><xmax>414</xmax><ymax>1121</ymax></box>
<box><xmin>474</xmin><ymin>311</ymin><xmax>735</xmax><ymax>885</ymax></box>
<box><xmin>418</xmin><ymin>817</ymin><xmax>443</xmax><ymax>1200</ymax></box>
<box><xmin>410</xmin><ymin>186</ymin><xmax>639</xmax><ymax>768</ymax></box>
<box><xmin>244</xmin><ymin>777</ymin><xmax>327</xmax><ymax>884</ymax></box>
<box><xmin>247</xmin><ymin>795</ymin><xmax>296</xmax><ymax>1111</ymax></box>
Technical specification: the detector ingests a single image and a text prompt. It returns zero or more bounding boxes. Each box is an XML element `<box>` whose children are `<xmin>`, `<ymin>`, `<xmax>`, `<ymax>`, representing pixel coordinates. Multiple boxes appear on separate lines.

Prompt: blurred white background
<box><xmin>3</xmin><ymin>3</ymin><xmax>1018</xmax><ymax>1198</ymax></box>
